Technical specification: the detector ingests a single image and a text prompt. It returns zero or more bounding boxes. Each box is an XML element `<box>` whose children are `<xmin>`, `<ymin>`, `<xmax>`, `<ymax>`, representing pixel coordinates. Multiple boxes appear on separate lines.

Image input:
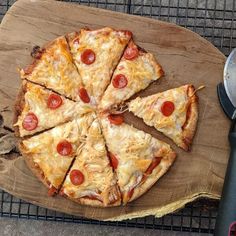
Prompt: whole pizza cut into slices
<box><xmin>128</xmin><ymin>85</ymin><xmax>198</xmax><ymax>151</ymax></box>
<box><xmin>61</xmin><ymin>117</ymin><xmax>121</xmax><ymax>207</ymax></box>
<box><xmin>14</xmin><ymin>81</ymin><xmax>93</xmax><ymax>137</ymax></box>
<box><xmin>20</xmin><ymin>36</ymin><xmax>91</xmax><ymax>104</ymax></box>
<box><xmin>99</xmin><ymin>113</ymin><xmax>176</xmax><ymax>204</ymax></box>
<box><xmin>67</xmin><ymin>27</ymin><xmax>132</xmax><ymax>105</ymax></box>
<box><xmin>19</xmin><ymin>113</ymin><xmax>96</xmax><ymax>196</ymax></box>
<box><xmin>99</xmin><ymin>40</ymin><xmax>164</xmax><ymax>111</ymax></box>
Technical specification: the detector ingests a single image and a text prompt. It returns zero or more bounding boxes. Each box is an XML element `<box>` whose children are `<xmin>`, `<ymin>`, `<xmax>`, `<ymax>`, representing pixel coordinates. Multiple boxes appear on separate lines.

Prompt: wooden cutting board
<box><xmin>0</xmin><ymin>0</ymin><xmax>230</xmax><ymax>221</ymax></box>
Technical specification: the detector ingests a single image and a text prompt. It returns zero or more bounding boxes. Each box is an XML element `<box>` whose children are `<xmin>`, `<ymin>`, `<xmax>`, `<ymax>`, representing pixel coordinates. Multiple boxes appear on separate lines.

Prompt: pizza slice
<box><xmin>19</xmin><ymin>113</ymin><xmax>96</xmax><ymax>196</ymax></box>
<box><xmin>67</xmin><ymin>27</ymin><xmax>132</xmax><ymax>105</ymax></box>
<box><xmin>99</xmin><ymin>113</ymin><xmax>176</xmax><ymax>204</ymax></box>
<box><xmin>99</xmin><ymin>40</ymin><xmax>164</xmax><ymax>111</ymax></box>
<box><xmin>20</xmin><ymin>36</ymin><xmax>91</xmax><ymax>104</ymax></box>
<box><xmin>128</xmin><ymin>85</ymin><xmax>198</xmax><ymax>151</ymax></box>
<box><xmin>14</xmin><ymin>81</ymin><xmax>93</xmax><ymax>137</ymax></box>
<box><xmin>61</xmin><ymin>117</ymin><xmax>121</xmax><ymax>207</ymax></box>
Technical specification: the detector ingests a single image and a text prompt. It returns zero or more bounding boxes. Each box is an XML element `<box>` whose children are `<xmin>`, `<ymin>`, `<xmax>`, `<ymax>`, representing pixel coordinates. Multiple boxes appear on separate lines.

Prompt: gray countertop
<box><xmin>0</xmin><ymin>218</ymin><xmax>210</xmax><ymax>236</ymax></box>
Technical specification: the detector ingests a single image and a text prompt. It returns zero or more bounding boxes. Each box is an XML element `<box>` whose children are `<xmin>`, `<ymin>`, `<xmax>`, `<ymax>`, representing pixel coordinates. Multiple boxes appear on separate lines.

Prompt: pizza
<box><xmin>61</xmin><ymin>117</ymin><xmax>121</xmax><ymax>207</ymax></box>
<box><xmin>128</xmin><ymin>85</ymin><xmax>198</xmax><ymax>151</ymax></box>
<box><xmin>20</xmin><ymin>36</ymin><xmax>90</xmax><ymax>104</ymax></box>
<box><xmin>99</xmin><ymin>113</ymin><xmax>176</xmax><ymax>204</ymax></box>
<box><xmin>67</xmin><ymin>27</ymin><xmax>132</xmax><ymax>105</ymax></box>
<box><xmin>14</xmin><ymin>81</ymin><xmax>92</xmax><ymax>137</ymax></box>
<box><xmin>19</xmin><ymin>113</ymin><xmax>96</xmax><ymax>196</ymax></box>
<box><xmin>99</xmin><ymin>40</ymin><xmax>164</xmax><ymax>111</ymax></box>
<box><xmin>14</xmin><ymin>27</ymin><xmax>200</xmax><ymax>207</ymax></box>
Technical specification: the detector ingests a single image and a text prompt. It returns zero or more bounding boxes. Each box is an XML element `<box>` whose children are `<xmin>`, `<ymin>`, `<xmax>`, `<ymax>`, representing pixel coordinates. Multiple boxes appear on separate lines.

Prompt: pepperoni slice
<box><xmin>161</xmin><ymin>101</ymin><xmax>175</xmax><ymax>116</ymax></box>
<box><xmin>47</xmin><ymin>94</ymin><xmax>62</xmax><ymax>109</ymax></box>
<box><xmin>112</xmin><ymin>74</ymin><xmax>128</xmax><ymax>89</ymax></box>
<box><xmin>79</xmin><ymin>87</ymin><xmax>90</xmax><ymax>103</ymax></box>
<box><xmin>56</xmin><ymin>140</ymin><xmax>72</xmax><ymax>156</ymax></box>
<box><xmin>146</xmin><ymin>157</ymin><xmax>162</xmax><ymax>175</ymax></box>
<box><xmin>81</xmin><ymin>49</ymin><xmax>96</xmax><ymax>65</ymax></box>
<box><xmin>128</xmin><ymin>188</ymin><xmax>134</xmax><ymax>199</ymax></box>
<box><xmin>70</xmin><ymin>169</ymin><xmax>84</xmax><ymax>186</ymax></box>
<box><xmin>48</xmin><ymin>186</ymin><xmax>57</xmax><ymax>197</ymax></box>
<box><xmin>22</xmin><ymin>112</ymin><xmax>38</xmax><ymax>131</ymax></box>
<box><xmin>124</xmin><ymin>46</ymin><xmax>139</xmax><ymax>60</ymax></box>
<box><xmin>109</xmin><ymin>152</ymin><xmax>118</xmax><ymax>169</ymax></box>
<box><xmin>108</xmin><ymin>114</ymin><xmax>124</xmax><ymax>125</ymax></box>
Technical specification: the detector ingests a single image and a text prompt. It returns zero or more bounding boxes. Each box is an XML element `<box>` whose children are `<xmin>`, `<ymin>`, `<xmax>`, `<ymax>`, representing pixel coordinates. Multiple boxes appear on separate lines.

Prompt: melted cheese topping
<box><xmin>128</xmin><ymin>85</ymin><xmax>189</xmax><ymax>146</ymax></box>
<box><xmin>99</xmin><ymin>50</ymin><xmax>162</xmax><ymax>110</ymax></box>
<box><xmin>21</xmin><ymin>113</ymin><xmax>96</xmax><ymax>189</ymax></box>
<box><xmin>14</xmin><ymin>82</ymin><xmax>93</xmax><ymax>137</ymax></box>
<box><xmin>68</xmin><ymin>27</ymin><xmax>131</xmax><ymax>105</ymax></box>
<box><xmin>20</xmin><ymin>36</ymin><xmax>84</xmax><ymax>102</ymax></box>
<box><xmin>100</xmin><ymin>115</ymin><xmax>171</xmax><ymax>194</ymax></box>
<box><xmin>62</xmin><ymin>118</ymin><xmax>119</xmax><ymax>206</ymax></box>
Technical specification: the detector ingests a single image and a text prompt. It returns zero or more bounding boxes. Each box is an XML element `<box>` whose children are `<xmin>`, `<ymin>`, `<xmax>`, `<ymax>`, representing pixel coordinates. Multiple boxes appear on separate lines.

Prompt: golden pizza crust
<box><xmin>180</xmin><ymin>85</ymin><xmax>198</xmax><ymax>151</ymax></box>
<box><xmin>67</xmin><ymin>27</ymin><xmax>132</xmax><ymax>104</ymax></box>
<box><xmin>141</xmin><ymin>49</ymin><xmax>164</xmax><ymax>80</ymax></box>
<box><xmin>61</xmin><ymin>188</ymin><xmax>121</xmax><ymax>207</ymax></box>
<box><xmin>19</xmin><ymin>142</ymin><xmax>51</xmax><ymax>189</ymax></box>
<box><xmin>123</xmin><ymin>149</ymin><xmax>176</xmax><ymax>204</ymax></box>
<box><xmin>66</xmin><ymin>31</ymin><xmax>79</xmax><ymax>45</ymax></box>
<box><xmin>22</xmin><ymin>37</ymin><xmax>69</xmax><ymax>77</ymax></box>
<box><xmin>14</xmin><ymin>85</ymin><xmax>56</xmax><ymax>192</ymax></box>
<box><xmin>13</xmin><ymin>83</ymin><xmax>27</xmax><ymax>137</ymax></box>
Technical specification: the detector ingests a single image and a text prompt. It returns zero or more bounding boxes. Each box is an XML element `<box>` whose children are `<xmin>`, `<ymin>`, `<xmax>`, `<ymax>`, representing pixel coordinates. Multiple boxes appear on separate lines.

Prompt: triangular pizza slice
<box><xmin>19</xmin><ymin>113</ymin><xmax>96</xmax><ymax>196</ymax></box>
<box><xmin>20</xmin><ymin>36</ymin><xmax>90</xmax><ymax>103</ymax></box>
<box><xmin>128</xmin><ymin>85</ymin><xmax>198</xmax><ymax>151</ymax></box>
<box><xmin>67</xmin><ymin>27</ymin><xmax>131</xmax><ymax>105</ymax></box>
<box><xmin>61</xmin><ymin>117</ymin><xmax>121</xmax><ymax>207</ymax></box>
<box><xmin>14</xmin><ymin>81</ymin><xmax>93</xmax><ymax>137</ymax></box>
<box><xmin>99</xmin><ymin>113</ymin><xmax>176</xmax><ymax>204</ymax></box>
<box><xmin>99</xmin><ymin>40</ymin><xmax>164</xmax><ymax>111</ymax></box>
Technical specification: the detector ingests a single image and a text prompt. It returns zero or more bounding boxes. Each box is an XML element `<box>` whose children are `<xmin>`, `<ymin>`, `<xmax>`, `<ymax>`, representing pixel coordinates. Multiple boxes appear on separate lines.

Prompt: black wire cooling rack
<box><xmin>0</xmin><ymin>0</ymin><xmax>235</xmax><ymax>234</ymax></box>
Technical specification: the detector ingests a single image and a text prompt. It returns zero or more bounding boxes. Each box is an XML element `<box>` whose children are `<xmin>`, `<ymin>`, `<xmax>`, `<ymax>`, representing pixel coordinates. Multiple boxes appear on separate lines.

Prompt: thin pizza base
<box><xmin>61</xmin><ymin>118</ymin><xmax>121</xmax><ymax>207</ymax></box>
<box><xmin>19</xmin><ymin>140</ymin><xmax>74</xmax><ymax>194</ymax></box>
<box><xmin>66</xmin><ymin>27</ymin><xmax>132</xmax><ymax>104</ymax></box>
<box><xmin>13</xmin><ymin>81</ymin><xmax>93</xmax><ymax>137</ymax></box>
<box><xmin>13</xmin><ymin>26</ymin><xmax>200</xmax><ymax>208</ymax></box>
<box><xmin>22</xmin><ymin>149</ymin><xmax>53</xmax><ymax>189</ymax></box>
<box><xmin>128</xmin><ymin>85</ymin><xmax>198</xmax><ymax>151</ymax></box>
<box><xmin>19</xmin><ymin>114</ymin><xmax>96</xmax><ymax>194</ymax></box>
<box><xmin>62</xmin><ymin>188</ymin><xmax>121</xmax><ymax>207</ymax></box>
<box><xmin>128</xmin><ymin>151</ymin><xmax>176</xmax><ymax>202</ymax></box>
<box><xmin>20</xmin><ymin>36</ymin><xmax>85</xmax><ymax>102</ymax></box>
<box><xmin>13</xmin><ymin>83</ymin><xmax>27</xmax><ymax>137</ymax></box>
<box><xmin>99</xmin><ymin>114</ymin><xmax>176</xmax><ymax>204</ymax></box>
<box><xmin>99</xmin><ymin>40</ymin><xmax>164</xmax><ymax>111</ymax></box>
<box><xmin>181</xmin><ymin>85</ymin><xmax>198</xmax><ymax>151</ymax></box>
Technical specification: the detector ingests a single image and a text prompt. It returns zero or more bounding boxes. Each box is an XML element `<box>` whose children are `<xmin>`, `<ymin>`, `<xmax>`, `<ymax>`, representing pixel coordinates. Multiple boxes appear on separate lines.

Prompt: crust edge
<box><xmin>13</xmin><ymin>82</ymin><xmax>27</xmax><ymax>137</ymax></box>
<box><xmin>19</xmin><ymin>143</ymin><xmax>51</xmax><ymax>189</ymax></box>
<box><xmin>60</xmin><ymin>189</ymin><xmax>121</xmax><ymax>208</ymax></box>
<box><xmin>126</xmin><ymin>149</ymin><xmax>176</xmax><ymax>204</ymax></box>
<box><xmin>180</xmin><ymin>85</ymin><xmax>199</xmax><ymax>151</ymax></box>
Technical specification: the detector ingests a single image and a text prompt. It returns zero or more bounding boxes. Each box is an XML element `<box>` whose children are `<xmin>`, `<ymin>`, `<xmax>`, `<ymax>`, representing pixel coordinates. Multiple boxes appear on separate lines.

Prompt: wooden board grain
<box><xmin>0</xmin><ymin>0</ymin><xmax>230</xmax><ymax>220</ymax></box>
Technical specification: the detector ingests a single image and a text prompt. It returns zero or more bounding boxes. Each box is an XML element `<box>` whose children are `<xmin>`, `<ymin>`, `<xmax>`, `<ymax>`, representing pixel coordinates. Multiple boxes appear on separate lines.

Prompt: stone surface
<box><xmin>0</xmin><ymin>218</ymin><xmax>211</xmax><ymax>236</ymax></box>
